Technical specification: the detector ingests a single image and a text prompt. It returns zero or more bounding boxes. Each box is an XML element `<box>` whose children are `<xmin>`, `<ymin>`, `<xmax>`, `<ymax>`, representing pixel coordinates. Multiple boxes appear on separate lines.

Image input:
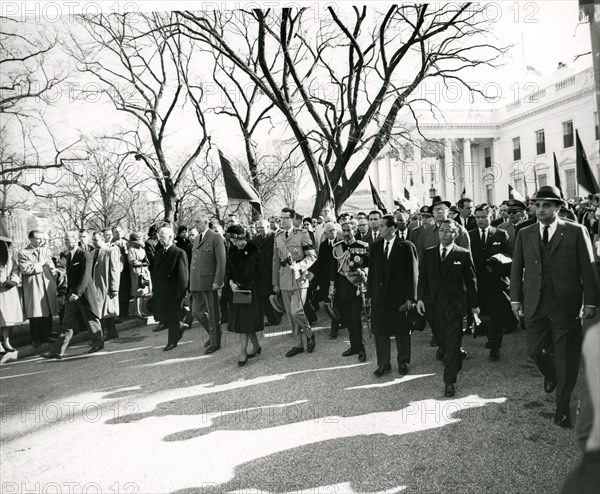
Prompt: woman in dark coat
<box><xmin>226</xmin><ymin>225</ymin><xmax>263</xmax><ymax>366</ymax></box>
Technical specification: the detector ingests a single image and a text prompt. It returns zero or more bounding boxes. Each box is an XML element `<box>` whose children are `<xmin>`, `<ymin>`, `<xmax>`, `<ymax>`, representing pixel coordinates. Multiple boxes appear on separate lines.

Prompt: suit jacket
<box><xmin>457</xmin><ymin>215</ymin><xmax>477</xmax><ymax>232</ymax></box>
<box><xmin>152</xmin><ymin>244</ymin><xmax>189</xmax><ymax>322</ymax></box>
<box><xmin>491</xmin><ymin>217</ymin><xmax>505</xmax><ymax>227</ymax></box>
<box><xmin>510</xmin><ymin>219</ymin><xmax>600</xmax><ymax>320</ymax></box>
<box><xmin>417</xmin><ymin>244</ymin><xmax>478</xmax><ymax>320</ymax></box>
<box><xmin>468</xmin><ymin>227</ymin><xmax>512</xmax><ymax>293</ymax></box>
<box><xmin>253</xmin><ymin>232</ymin><xmax>275</xmax><ymax>289</ymax></box>
<box><xmin>366</xmin><ymin>237</ymin><xmax>418</xmax><ymax>337</ymax></box>
<box><xmin>314</xmin><ymin>237</ymin><xmax>337</xmax><ymax>289</ymax></box>
<box><xmin>189</xmin><ymin>228</ymin><xmax>226</xmax><ymax>291</ymax></box>
<box><xmin>65</xmin><ymin>247</ymin><xmax>99</xmax><ymax>316</ymax></box>
<box><xmin>497</xmin><ymin>220</ymin><xmax>521</xmax><ymax>250</ymax></box>
<box><xmin>417</xmin><ymin>222</ymin><xmax>470</xmax><ymax>259</ymax></box>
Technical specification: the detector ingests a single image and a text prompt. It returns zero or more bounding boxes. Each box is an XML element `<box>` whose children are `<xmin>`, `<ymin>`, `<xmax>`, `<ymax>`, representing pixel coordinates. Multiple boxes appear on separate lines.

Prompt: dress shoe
<box><xmin>329</xmin><ymin>331</ymin><xmax>338</xmax><ymax>340</ymax></box>
<box><xmin>163</xmin><ymin>343</ymin><xmax>177</xmax><ymax>351</ymax></box>
<box><xmin>490</xmin><ymin>349</ymin><xmax>500</xmax><ymax>361</ymax></box>
<box><xmin>342</xmin><ymin>348</ymin><xmax>358</xmax><ymax>357</ymax></box>
<box><xmin>435</xmin><ymin>348</ymin><xmax>445</xmax><ymax>361</ymax></box>
<box><xmin>444</xmin><ymin>383</ymin><xmax>455</xmax><ymax>398</ymax></box>
<box><xmin>358</xmin><ymin>351</ymin><xmax>366</xmax><ymax>363</ymax></box>
<box><xmin>237</xmin><ymin>357</ymin><xmax>248</xmax><ymax>367</ymax></box>
<box><xmin>286</xmin><ymin>346</ymin><xmax>304</xmax><ymax>357</ymax></box>
<box><xmin>152</xmin><ymin>323</ymin><xmax>167</xmax><ymax>332</ymax></box>
<box><xmin>544</xmin><ymin>377</ymin><xmax>557</xmax><ymax>393</ymax></box>
<box><xmin>204</xmin><ymin>340</ymin><xmax>211</xmax><ymax>348</ymax></box>
<box><xmin>460</xmin><ymin>349</ymin><xmax>468</xmax><ymax>361</ymax></box>
<box><xmin>87</xmin><ymin>344</ymin><xmax>104</xmax><ymax>354</ymax></box>
<box><xmin>2</xmin><ymin>343</ymin><xmax>16</xmax><ymax>352</ymax></box>
<box><xmin>42</xmin><ymin>352</ymin><xmax>62</xmax><ymax>360</ymax></box>
<box><xmin>553</xmin><ymin>412</ymin><xmax>572</xmax><ymax>428</ymax></box>
<box><xmin>373</xmin><ymin>365</ymin><xmax>391</xmax><ymax>377</ymax></box>
<box><xmin>248</xmin><ymin>346</ymin><xmax>262</xmax><ymax>358</ymax></box>
<box><xmin>307</xmin><ymin>335</ymin><xmax>315</xmax><ymax>353</ymax></box>
<box><xmin>205</xmin><ymin>346</ymin><xmax>220</xmax><ymax>355</ymax></box>
<box><xmin>398</xmin><ymin>363</ymin><xmax>409</xmax><ymax>376</ymax></box>
<box><xmin>430</xmin><ymin>335</ymin><xmax>438</xmax><ymax>347</ymax></box>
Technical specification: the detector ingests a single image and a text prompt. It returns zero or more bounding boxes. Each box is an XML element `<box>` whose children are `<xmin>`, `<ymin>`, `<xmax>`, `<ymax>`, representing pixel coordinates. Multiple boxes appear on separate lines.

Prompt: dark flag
<box><xmin>508</xmin><ymin>183</ymin><xmax>525</xmax><ymax>202</ymax></box>
<box><xmin>576</xmin><ymin>130</ymin><xmax>599</xmax><ymax>194</ymax></box>
<box><xmin>218</xmin><ymin>150</ymin><xmax>262</xmax><ymax>214</ymax></box>
<box><xmin>393</xmin><ymin>199</ymin><xmax>406</xmax><ymax>212</ymax></box>
<box><xmin>404</xmin><ymin>187</ymin><xmax>410</xmax><ymax>201</ymax></box>
<box><xmin>553</xmin><ymin>152</ymin><xmax>563</xmax><ymax>197</ymax></box>
<box><xmin>369</xmin><ymin>177</ymin><xmax>387</xmax><ymax>213</ymax></box>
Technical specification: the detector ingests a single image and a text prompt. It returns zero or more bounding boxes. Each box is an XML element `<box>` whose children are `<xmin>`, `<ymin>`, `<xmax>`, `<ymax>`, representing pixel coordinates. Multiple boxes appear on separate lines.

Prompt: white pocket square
<box><xmin>72</xmin><ymin>262</ymin><xmax>80</xmax><ymax>266</ymax></box>
<box><xmin>493</xmin><ymin>241</ymin><xmax>501</xmax><ymax>245</ymax></box>
<box><xmin>453</xmin><ymin>261</ymin><xmax>461</xmax><ymax>265</ymax></box>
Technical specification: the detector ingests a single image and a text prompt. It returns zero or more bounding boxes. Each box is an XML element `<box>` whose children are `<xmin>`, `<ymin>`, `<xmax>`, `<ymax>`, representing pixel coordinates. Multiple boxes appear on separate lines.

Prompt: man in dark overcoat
<box><xmin>253</xmin><ymin>220</ymin><xmax>280</xmax><ymax>326</ymax></box>
<box><xmin>153</xmin><ymin>227</ymin><xmax>189</xmax><ymax>351</ymax></box>
<box><xmin>366</xmin><ymin>215</ymin><xmax>418</xmax><ymax>377</ymax></box>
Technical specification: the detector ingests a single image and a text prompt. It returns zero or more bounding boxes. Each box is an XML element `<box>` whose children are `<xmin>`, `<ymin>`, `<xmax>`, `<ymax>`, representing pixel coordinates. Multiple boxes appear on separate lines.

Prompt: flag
<box><xmin>369</xmin><ymin>177</ymin><xmax>387</xmax><ymax>213</ymax></box>
<box><xmin>393</xmin><ymin>199</ymin><xmax>407</xmax><ymax>212</ymax></box>
<box><xmin>553</xmin><ymin>152</ymin><xmax>563</xmax><ymax>197</ymax></box>
<box><xmin>461</xmin><ymin>187</ymin><xmax>466</xmax><ymax>198</ymax></box>
<box><xmin>508</xmin><ymin>183</ymin><xmax>525</xmax><ymax>202</ymax></box>
<box><xmin>404</xmin><ymin>187</ymin><xmax>410</xmax><ymax>201</ymax></box>
<box><xmin>576</xmin><ymin>130</ymin><xmax>600</xmax><ymax>194</ymax></box>
<box><xmin>218</xmin><ymin>150</ymin><xmax>262</xmax><ymax>214</ymax></box>
<box><xmin>526</xmin><ymin>65</ymin><xmax>542</xmax><ymax>77</ymax></box>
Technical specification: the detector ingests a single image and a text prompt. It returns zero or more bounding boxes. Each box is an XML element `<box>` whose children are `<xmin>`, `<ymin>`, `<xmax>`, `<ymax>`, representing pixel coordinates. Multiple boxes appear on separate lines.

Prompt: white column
<box><xmin>471</xmin><ymin>145</ymin><xmax>481</xmax><ymax>203</ymax></box>
<box><xmin>492</xmin><ymin>137</ymin><xmax>506</xmax><ymax>203</ymax></box>
<box><xmin>463</xmin><ymin>138</ymin><xmax>472</xmax><ymax>203</ymax></box>
<box><xmin>384</xmin><ymin>153</ymin><xmax>394</xmax><ymax>212</ymax></box>
<box><xmin>371</xmin><ymin>157</ymin><xmax>381</xmax><ymax>192</ymax></box>
<box><xmin>444</xmin><ymin>139</ymin><xmax>453</xmax><ymax>201</ymax></box>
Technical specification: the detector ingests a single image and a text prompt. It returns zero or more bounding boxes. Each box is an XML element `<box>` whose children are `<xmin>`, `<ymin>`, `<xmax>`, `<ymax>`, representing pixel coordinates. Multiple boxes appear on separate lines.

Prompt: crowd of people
<box><xmin>0</xmin><ymin>186</ymin><xmax>599</xmax><ymax>431</ymax></box>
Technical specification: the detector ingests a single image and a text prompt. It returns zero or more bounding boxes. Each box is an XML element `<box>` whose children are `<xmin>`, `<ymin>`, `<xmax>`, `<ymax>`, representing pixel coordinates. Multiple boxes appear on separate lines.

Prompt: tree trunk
<box><xmin>162</xmin><ymin>193</ymin><xmax>177</xmax><ymax>225</ymax></box>
<box><xmin>312</xmin><ymin>186</ymin><xmax>335</xmax><ymax>218</ymax></box>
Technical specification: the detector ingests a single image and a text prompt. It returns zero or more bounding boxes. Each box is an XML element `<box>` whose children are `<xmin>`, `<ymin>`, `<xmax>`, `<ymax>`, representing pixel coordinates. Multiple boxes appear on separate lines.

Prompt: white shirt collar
<box><xmin>539</xmin><ymin>217</ymin><xmax>559</xmax><ymax>240</ymax></box>
<box><xmin>439</xmin><ymin>242</ymin><xmax>455</xmax><ymax>256</ymax></box>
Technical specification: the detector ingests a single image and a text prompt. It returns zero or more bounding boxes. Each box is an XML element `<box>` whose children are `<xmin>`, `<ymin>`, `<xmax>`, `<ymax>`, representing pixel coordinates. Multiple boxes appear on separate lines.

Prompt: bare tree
<box><xmin>66</xmin><ymin>12</ymin><xmax>210</xmax><ymax>222</ymax></box>
<box><xmin>0</xmin><ymin>17</ymin><xmax>78</xmax><ymax>216</ymax></box>
<box><xmin>175</xmin><ymin>5</ymin><xmax>506</xmax><ymax>215</ymax></box>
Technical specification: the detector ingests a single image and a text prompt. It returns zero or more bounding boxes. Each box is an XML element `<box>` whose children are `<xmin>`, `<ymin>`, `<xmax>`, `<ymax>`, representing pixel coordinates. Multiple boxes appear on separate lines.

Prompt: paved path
<box><xmin>0</xmin><ymin>316</ymin><xmax>583</xmax><ymax>493</ymax></box>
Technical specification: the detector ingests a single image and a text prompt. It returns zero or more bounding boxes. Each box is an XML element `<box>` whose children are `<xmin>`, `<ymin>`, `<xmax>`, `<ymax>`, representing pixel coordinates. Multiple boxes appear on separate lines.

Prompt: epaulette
<box><xmin>356</xmin><ymin>240</ymin><xmax>369</xmax><ymax>247</ymax></box>
<box><xmin>333</xmin><ymin>240</ymin><xmax>345</xmax><ymax>247</ymax></box>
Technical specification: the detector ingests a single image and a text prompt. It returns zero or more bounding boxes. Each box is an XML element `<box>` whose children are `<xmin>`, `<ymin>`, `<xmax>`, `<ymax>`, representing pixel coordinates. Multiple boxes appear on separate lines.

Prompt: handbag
<box><xmin>232</xmin><ymin>289</ymin><xmax>252</xmax><ymax>305</ymax></box>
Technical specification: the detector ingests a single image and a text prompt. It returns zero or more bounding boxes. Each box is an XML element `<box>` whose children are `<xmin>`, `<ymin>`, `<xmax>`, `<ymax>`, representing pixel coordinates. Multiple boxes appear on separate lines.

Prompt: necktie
<box><xmin>198</xmin><ymin>233</ymin><xmax>203</xmax><ymax>245</ymax></box>
<box><xmin>285</xmin><ymin>231</ymin><xmax>289</xmax><ymax>239</ymax></box>
<box><xmin>442</xmin><ymin>247</ymin><xmax>447</xmax><ymax>260</ymax></box>
<box><xmin>542</xmin><ymin>226</ymin><xmax>549</xmax><ymax>245</ymax></box>
<box><xmin>399</xmin><ymin>232</ymin><xmax>405</xmax><ymax>240</ymax></box>
<box><xmin>384</xmin><ymin>241</ymin><xmax>390</xmax><ymax>258</ymax></box>
<box><xmin>481</xmin><ymin>229</ymin><xmax>486</xmax><ymax>245</ymax></box>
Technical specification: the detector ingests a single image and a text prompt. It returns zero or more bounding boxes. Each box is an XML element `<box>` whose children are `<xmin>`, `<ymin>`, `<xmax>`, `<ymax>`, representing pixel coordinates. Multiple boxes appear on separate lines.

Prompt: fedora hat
<box><xmin>269</xmin><ymin>292</ymin><xmax>285</xmax><ymax>315</ymax></box>
<box><xmin>0</xmin><ymin>218</ymin><xmax>11</xmax><ymax>243</ymax></box>
<box><xmin>431</xmin><ymin>196</ymin><xmax>451</xmax><ymax>208</ymax></box>
<box><xmin>532</xmin><ymin>185</ymin><xmax>565</xmax><ymax>206</ymax></box>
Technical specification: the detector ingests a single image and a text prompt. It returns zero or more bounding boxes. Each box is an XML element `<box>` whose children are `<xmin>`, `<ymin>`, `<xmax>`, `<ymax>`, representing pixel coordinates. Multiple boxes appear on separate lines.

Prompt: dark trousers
<box><xmin>374</xmin><ymin>314</ymin><xmax>410</xmax><ymax>367</ymax></box>
<box><xmin>434</xmin><ymin>308</ymin><xmax>464</xmax><ymax>384</ymax></box>
<box><xmin>192</xmin><ymin>290</ymin><xmax>221</xmax><ymax>347</ymax></box>
<box><xmin>101</xmin><ymin>318</ymin><xmax>118</xmax><ymax>338</ymax></box>
<box><xmin>220</xmin><ymin>284</ymin><xmax>231</xmax><ymax>323</ymax></box>
<box><xmin>258</xmin><ymin>283</ymin><xmax>277</xmax><ymax>324</ymax></box>
<box><xmin>526</xmin><ymin>311</ymin><xmax>582</xmax><ymax>415</ymax></box>
<box><xmin>303</xmin><ymin>297</ymin><xmax>317</xmax><ymax>324</ymax></box>
<box><xmin>119</xmin><ymin>269</ymin><xmax>130</xmax><ymax>317</ymax></box>
<box><xmin>29</xmin><ymin>317</ymin><xmax>52</xmax><ymax>344</ymax></box>
<box><xmin>479</xmin><ymin>290</ymin><xmax>509</xmax><ymax>350</ymax></box>
<box><xmin>51</xmin><ymin>299</ymin><xmax>102</xmax><ymax>355</ymax></box>
<box><xmin>339</xmin><ymin>296</ymin><xmax>364</xmax><ymax>352</ymax></box>
<box><xmin>167</xmin><ymin>320</ymin><xmax>182</xmax><ymax>345</ymax></box>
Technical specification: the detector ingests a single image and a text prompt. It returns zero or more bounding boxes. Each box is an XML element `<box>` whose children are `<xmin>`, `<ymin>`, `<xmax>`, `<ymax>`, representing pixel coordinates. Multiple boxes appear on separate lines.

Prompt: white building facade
<box><xmin>369</xmin><ymin>66</ymin><xmax>599</xmax><ymax>210</ymax></box>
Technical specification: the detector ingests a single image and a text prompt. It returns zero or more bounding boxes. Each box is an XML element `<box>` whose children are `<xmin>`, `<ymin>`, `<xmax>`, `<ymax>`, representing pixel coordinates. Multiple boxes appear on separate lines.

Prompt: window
<box><xmin>484</xmin><ymin>147</ymin><xmax>491</xmax><ymax>168</ymax></box>
<box><xmin>563</xmin><ymin>120</ymin><xmax>574</xmax><ymax>148</ymax></box>
<box><xmin>565</xmin><ymin>169</ymin><xmax>576</xmax><ymax>199</ymax></box>
<box><xmin>538</xmin><ymin>174</ymin><xmax>547</xmax><ymax>187</ymax></box>
<box><xmin>514</xmin><ymin>177</ymin><xmax>524</xmax><ymax>197</ymax></box>
<box><xmin>513</xmin><ymin>137</ymin><xmax>521</xmax><ymax>161</ymax></box>
<box><xmin>535</xmin><ymin>130</ymin><xmax>545</xmax><ymax>155</ymax></box>
<box><xmin>595</xmin><ymin>112</ymin><xmax>599</xmax><ymax>141</ymax></box>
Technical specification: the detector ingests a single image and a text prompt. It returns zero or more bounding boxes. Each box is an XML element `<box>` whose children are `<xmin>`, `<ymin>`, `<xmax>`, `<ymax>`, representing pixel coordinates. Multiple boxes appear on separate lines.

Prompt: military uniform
<box><xmin>272</xmin><ymin>228</ymin><xmax>317</xmax><ymax>350</ymax></box>
<box><xmin>331</xmin><ymin>240</ymin><xmax>369</xmax><ymax>357</ymax></box>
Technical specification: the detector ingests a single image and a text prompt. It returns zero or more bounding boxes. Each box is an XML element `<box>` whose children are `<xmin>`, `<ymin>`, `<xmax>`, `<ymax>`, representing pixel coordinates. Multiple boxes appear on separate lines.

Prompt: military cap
<box><xmin>419</xmin><ymin>206</ymin><xmax>433</xmax><ymax>216</ymax></box>
<box><xmin>506</xmin><ymin>199</ymin><xmax>526</xmax><ymax>210</ymax></box>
